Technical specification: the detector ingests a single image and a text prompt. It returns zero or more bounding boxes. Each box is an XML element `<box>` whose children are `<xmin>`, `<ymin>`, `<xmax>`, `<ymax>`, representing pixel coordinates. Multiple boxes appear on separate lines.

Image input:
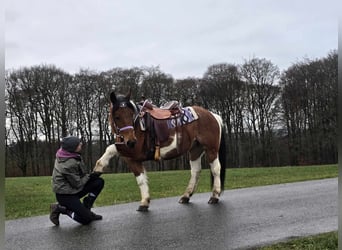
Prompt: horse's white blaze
<box><xmin>93</xmin><ymin>144</ymin><xmax>118</xmax><ymax>172</ymax></box>
<box><xmin>136</xmin><ymin>171</ymin><xmax>150</xmax><ymax>206</ymax></box>
<box><xmin>210</xmin><ymin>158</ymin><xmax>221</xmax><ymax>197</ymax></box>
<box><xmin>183</xmin><ymin>155</ymin><xmax>203</xmax><ymax>197</ymax></box>
<box><xmin>160</xmin><ymin>134</ymin><xmax>178</xmax><ymax>157</ymax></box>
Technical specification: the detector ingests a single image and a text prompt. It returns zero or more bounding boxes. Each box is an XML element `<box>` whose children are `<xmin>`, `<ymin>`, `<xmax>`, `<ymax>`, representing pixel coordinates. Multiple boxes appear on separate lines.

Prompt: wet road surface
<box><xmin>5</xmin><ymin>178</ymin><xmax>337</xmax><ymax>250</ymax></box>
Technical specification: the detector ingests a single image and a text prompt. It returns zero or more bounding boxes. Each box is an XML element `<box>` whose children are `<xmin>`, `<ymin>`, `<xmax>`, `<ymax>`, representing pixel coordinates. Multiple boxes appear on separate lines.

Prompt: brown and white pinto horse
<box><xmin>93</xmin><ymin>90</ymin><xmax>226</xmax><ymax>211</ymax></box>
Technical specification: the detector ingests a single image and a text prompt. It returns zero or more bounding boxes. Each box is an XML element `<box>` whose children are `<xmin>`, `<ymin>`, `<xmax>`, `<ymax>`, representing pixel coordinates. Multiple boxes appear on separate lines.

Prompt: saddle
<box><xmin>141</xmin><ymin>101</ymin><xmax>182</xmax><ymax>119</ymax></box>
<box><xmin>138</xmin><ymin>100</ymin><xmax>183</xmax><ymax>160</ymax></box>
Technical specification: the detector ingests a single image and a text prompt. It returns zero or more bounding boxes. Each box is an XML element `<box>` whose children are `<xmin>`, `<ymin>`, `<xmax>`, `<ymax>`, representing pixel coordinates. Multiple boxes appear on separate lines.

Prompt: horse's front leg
<box><xmin>124</xmin><ymin>159</ymin><xmax>150</xmax><ymax>212</ymax></box>
<box><xmin>93</xmin><ymin>144</ymin><xmax>118</xmax><ymax>173</ymax></box>
<box><xmin>135</xmin><ymin>169</ymin><xmax>150</xmax><ymax>212</ymax></box>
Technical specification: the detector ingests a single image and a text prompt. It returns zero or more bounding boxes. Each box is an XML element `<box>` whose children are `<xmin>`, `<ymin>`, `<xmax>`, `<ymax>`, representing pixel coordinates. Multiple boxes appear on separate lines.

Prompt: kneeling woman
<box><xmin>50</xmin><ymin>136</ymin><xmax>104</xmax><ymax>226</ymax></box>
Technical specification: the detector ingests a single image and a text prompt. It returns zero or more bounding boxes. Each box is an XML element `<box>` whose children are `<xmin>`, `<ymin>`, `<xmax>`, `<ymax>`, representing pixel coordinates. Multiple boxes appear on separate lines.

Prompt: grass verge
<box><xmin>257</xmin><ymin>231</ymin><xmax>337</xmax><ymax>250</ymax></box>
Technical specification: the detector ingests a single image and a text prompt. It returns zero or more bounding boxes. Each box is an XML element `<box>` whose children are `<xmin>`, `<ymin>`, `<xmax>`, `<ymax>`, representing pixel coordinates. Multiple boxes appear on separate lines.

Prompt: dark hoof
<box><xmin>179</xmin><ymin>196</ymin><xmax>190</xmax><ymax>204</ymax></box>
<box><xmin>137</xmin><ymin>205</ymin><xmax>149</xmax><ymax>212</ymax></box>
<box><xmin>208</xmin><ymin>197</ymin><xmax>219</xmax><ymax>204</ymax></box>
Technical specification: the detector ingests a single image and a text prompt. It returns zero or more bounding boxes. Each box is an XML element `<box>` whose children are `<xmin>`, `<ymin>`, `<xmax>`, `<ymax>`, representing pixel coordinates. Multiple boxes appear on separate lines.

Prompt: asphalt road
<box><xmin>5</xmin><ymin>178</ymin><xmax>337</xmax><ymax>250</ymax></box>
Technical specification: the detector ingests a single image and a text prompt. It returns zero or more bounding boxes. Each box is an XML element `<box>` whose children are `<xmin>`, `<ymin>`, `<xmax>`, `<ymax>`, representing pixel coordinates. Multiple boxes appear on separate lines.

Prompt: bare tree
<box><xmin>201</xmin><ymin>63</ymin><xmax>245</xmax><ymax>167</ymax></box>
<box><xmin>174</xmin><ymin>77</ymin><xmax>202</xmax><ymax>106</ymax></box>
<box><xmin>240</xmin><ymin>58</ymin><xmax>280</xmax><ymax>166</ymax></box>
<box><xmin>280</xmin><ymin>51</ymin><xmax>337</xmax><ymax>165</ymax></box>
<box><xmin>5</xmin><ymin>51</ymin><xmax>337</xmax><ymax>176</ymax></box>
<box><xmin>6</xmin><ymin>68</ymin><xmax>44</xmax><ymax>176</ymax></box>
<box><xmin>140</xmin><ymin>66</ymin><xmax>174</xmax><ymax>106</ymax></box>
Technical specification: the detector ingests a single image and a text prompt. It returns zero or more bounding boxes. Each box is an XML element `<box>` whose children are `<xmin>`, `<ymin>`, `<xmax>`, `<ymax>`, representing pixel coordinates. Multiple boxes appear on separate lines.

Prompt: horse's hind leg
<box><xmin>208</xmin><ymin>157</ymin><xmax>221</xmax><ymax>204</ymax></box>
<box><xmin>179</xmin><ymin>153</ymin><xmax>203</xmax><ymax>204</ymax></box>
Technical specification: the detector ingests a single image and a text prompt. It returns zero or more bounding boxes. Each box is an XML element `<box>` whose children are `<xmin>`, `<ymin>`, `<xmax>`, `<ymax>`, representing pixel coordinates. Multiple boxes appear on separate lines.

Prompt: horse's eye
<box><xmin>114</xmin><ymin>116</ymin><xmax>120</xmax><ymax>121</ymax></box>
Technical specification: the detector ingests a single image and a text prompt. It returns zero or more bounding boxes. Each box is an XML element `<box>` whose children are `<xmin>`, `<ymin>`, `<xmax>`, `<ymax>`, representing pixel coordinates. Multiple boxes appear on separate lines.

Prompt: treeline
<box><xmin>5</xmin><ymin>51</ymin><xmax>337</xmax><ymax>176</ymax></box>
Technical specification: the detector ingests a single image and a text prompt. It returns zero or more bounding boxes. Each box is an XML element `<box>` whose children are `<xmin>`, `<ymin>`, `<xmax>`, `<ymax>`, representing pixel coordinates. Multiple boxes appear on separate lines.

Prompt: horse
<box><xmin>93</xmin><ymin>90</ymin><xmax>226</xmax><ymax>211</ymax></box>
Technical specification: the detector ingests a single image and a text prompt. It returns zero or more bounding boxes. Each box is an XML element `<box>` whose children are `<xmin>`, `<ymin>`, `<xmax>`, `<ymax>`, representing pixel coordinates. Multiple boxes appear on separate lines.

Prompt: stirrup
<box><xmin>154</xmin><ymin>145</ymin><xmax>160</xmax><ymax>161</ymax></box>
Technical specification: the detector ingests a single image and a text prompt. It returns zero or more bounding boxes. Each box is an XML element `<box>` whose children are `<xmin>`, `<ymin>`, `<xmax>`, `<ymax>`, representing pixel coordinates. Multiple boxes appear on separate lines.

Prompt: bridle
<box><xmin>111</xmin><ymin>101</ymin><xmax>139</xmax><ymax>144</ymax></box>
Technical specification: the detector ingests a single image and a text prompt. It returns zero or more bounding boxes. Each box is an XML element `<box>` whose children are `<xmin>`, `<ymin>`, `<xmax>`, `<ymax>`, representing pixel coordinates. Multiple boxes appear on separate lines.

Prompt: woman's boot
<box><xmin>49</xmin><ymin>203</ymin><xmax>71</xmax><ymax>226</ymax></box>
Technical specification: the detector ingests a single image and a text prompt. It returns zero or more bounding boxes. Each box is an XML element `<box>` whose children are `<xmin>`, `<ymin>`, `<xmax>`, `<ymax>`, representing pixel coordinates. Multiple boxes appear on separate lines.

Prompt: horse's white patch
<box><xmin>210</xmin><ymin>158</ymin><xmax>221</xmax><ymax>196</ymax></box>
<box><xmin>184</xmin><ymin>154</ymin><xmax>203</xmax><ymax>196</ymax></box>
<box><xmin>136</xmin><ymin>171</ymin><xmax>149</xmax><ymax>205</ymax></box>
<box><xmin>93</xmin><ymin>144</ymin><xmax>118</xmax><ymax>172</ymax></box>
<box><xmin>210</xmin><ymin>158</ymin><xmax>221</xmax><ymax>176</ymax></box>
<box><xmin>190</xmin><ymin>155</ymin><xmax>202</xmax><ymax>173</ymax></box>
<box><xmin>211</xmin><ymin>112</ymin><xmax>223</xmax><ymax>138</ymax></box>
<box><xmin>160</xmin><ymin>134</ymin><xmax>179</xmax><ymax>158</ymax></box>
<box><xmin>106</xmin><ymin>144</ymin><xmax>118</xmax><ymax>156</ymax></box>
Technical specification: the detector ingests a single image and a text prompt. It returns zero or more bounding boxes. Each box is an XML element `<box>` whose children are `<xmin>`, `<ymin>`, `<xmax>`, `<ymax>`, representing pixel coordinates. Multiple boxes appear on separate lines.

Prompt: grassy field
<box><xmin>5</xmin><ymin>164</ymin><xmax>337</xmax><ymax>220</ymax></box>
<box><xmin>5</xmin><ymin>164</ymin><xmax>338</xmax><ymax>249</ymax></box>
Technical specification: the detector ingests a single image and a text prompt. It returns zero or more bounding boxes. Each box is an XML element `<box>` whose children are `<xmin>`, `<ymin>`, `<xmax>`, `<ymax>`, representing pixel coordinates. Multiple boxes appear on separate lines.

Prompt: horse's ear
<box><xmin>125</xmin><ymin>88</ymin><xmax>131</xmax><ymax>100</ymax></box>
<box><xmin>110</xmin><ymin>91</ymin><xmax>117</xmax><ymax>103</ymax></box>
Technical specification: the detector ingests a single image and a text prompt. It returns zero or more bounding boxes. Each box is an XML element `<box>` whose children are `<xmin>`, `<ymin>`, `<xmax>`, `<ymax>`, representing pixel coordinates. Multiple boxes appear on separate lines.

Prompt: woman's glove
<box><xmin>89</xmin><ymin>172</ymin><xmax>102</xmax><ymax>180</ymax></box>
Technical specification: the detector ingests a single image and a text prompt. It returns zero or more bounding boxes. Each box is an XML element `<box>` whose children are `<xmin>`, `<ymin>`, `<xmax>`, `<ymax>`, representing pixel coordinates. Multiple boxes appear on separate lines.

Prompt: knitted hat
<box><xmin>61</xmin><ymin>136</ymin><xmax>81</xmax><ymax>152</ymax></box>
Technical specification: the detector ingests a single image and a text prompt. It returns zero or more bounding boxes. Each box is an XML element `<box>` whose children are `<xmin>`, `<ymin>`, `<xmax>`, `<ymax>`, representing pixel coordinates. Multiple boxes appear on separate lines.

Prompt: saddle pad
<box><xmin>166</xmin><ymin>107</ymin><xmax>198</xmax><ymax>128</ymax></box>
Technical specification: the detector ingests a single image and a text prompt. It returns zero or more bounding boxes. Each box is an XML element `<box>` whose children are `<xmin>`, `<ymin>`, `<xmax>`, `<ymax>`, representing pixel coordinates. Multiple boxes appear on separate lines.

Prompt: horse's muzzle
<box><xmin>127</xmin><ymin>139</ymin><xmax>137</xmax><ymax>148</ymax></box>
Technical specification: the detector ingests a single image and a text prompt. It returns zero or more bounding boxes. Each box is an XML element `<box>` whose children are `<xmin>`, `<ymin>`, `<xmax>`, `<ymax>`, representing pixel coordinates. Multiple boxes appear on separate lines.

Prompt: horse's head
<box><xmin>109</xmin><ymin>90</ymin><xmax>138</xmax><ymax>148</ymax></box>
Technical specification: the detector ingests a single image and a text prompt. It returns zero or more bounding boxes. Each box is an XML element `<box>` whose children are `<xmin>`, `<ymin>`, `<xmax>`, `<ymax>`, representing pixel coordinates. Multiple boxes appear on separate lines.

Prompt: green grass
<box><xmin>258</xmin><ymin>231</ymin><xmax>338</xmax><ymax>250</ymax></box>
<box><xmin>5</xmin><ymin>164</ymin><xmax>337</xmax><ymax>220</ymax></box>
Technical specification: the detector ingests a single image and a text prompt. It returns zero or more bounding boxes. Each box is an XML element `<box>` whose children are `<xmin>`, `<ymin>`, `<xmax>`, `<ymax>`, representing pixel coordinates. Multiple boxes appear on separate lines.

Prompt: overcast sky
<box><xmin>5</xmin><ymin>0</ymin><xmax>339</xmax><ymax>79</ymax></box>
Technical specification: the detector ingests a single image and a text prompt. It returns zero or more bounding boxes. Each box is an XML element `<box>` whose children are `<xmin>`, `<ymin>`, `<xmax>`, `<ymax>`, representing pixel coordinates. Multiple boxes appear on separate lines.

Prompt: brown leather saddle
<box><xmin>138</xmin><ymin>100</ymin><xmax>183</xmax><ymax>160</ymax></box>
<box><xmin>141</xmin><ymin>101</ymin><xmax>181</xmax><ymax>119</ymax></box>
